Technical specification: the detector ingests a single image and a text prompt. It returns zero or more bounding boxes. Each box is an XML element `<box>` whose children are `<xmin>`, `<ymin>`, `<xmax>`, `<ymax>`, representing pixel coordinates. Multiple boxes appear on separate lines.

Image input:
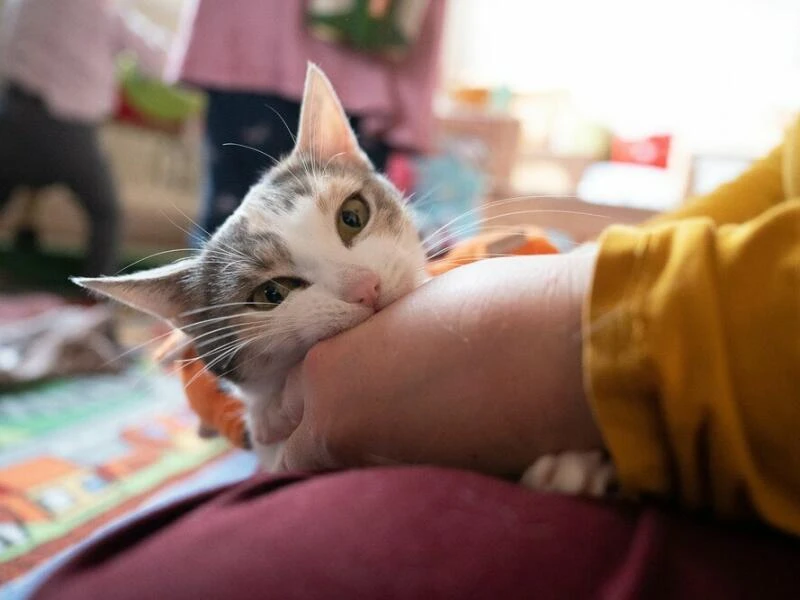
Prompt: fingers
<box><xmin>281</xmin><ymin>363</ymin><xmax>305</xmax><ymax>427</ymax></box>
<box><xmin>276</xmin><ymin>420</ymin><xmax>333</xmax><ymax>473</ymax></box>
<box><xmin>268</xmin><ymin>358</ymin><xmax>335</xmax><ymax>471</ymax></box>
<box><xmin>272</xmin><ymin>337</ymin><xmax>389</xmax><ymax>473</ymax></box>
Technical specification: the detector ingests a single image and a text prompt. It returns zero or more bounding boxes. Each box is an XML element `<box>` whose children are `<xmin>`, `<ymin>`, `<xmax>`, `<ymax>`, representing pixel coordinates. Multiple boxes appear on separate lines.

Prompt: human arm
<box><xmin>275</xmin><ymin>197</ymin><xmax>800</xmax><ymax>533</ymax></box>
<box><xmin>274</xmin><ymin>250</ymin><xmax>602</xmax><ymax>477</ymax></box>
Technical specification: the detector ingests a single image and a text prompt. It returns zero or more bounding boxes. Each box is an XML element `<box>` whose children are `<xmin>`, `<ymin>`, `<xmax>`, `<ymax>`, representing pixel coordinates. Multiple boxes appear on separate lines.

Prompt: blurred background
<box><xmin>0</xmin><ymin>0</ymin><xmax>798</xmax><ymax>582</ymax></box>
<box><xmin>2</xmin><ymin>0</ymin><xmax>798</xmax><ymax>272</ymax></box>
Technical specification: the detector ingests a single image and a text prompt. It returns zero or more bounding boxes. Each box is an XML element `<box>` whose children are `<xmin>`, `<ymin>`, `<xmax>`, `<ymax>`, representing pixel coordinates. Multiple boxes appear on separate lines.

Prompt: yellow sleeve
<box><xmin>585</xmin><ymin>199</ymin><xmax>800</xmax><ymax>534</ymax></box>
<box><xmin>646</xmin><ymin>143</ymin><xmax>785</xmax><ymax>228</ymax></box>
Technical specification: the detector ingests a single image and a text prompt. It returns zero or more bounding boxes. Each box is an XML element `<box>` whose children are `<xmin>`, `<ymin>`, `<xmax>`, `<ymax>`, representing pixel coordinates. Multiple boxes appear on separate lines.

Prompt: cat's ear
<box><xmin>72</xmin><ymin>259</ymin><xmax>197</xmax><ymax>325</ymax></box>
<box><xmin>293</xmin><ymin>63</ymin><xmax>370</xmax><ymax>165</ymax></box>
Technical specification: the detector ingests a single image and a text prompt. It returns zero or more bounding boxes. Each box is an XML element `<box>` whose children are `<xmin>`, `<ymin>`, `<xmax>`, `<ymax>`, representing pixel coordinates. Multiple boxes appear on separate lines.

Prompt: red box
<box><xmin>611</xmin><ymin>134</ymin><xmax>672</xmax><ymax>169</ymax></box>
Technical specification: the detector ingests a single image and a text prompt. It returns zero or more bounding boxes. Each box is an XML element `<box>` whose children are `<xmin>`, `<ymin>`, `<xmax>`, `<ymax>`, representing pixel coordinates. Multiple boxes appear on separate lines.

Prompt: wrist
<box><xmin>543</xmin><ymin>247</ymin><xmax>602</xmax><ymax>454</ymax></box>
<box><xmin>569</xmin><ymin>246</ymin><xmax>603</xmax><ymax>449</ymax></box>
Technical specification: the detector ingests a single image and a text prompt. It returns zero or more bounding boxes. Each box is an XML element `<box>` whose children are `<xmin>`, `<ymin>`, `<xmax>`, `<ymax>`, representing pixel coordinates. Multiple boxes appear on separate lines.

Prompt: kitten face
<box><xmin>190</xmin><ymin>153</ymin><xmax>425</xmax><ymax>382</ymax></box>
<box><xmin>75</xmin><ymin>64</ymin><xmax>426</xmax><ymax>390</ymax></box>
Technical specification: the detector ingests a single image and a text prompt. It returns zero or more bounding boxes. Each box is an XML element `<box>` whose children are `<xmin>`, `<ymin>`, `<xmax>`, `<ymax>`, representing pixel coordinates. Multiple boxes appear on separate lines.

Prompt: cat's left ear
<box><xmin>293</xmin><ymin>63</ymin><xmax>371</xmax><ymax>166</ymax></box>
<box><xmin>72</xmin><ymin>259</ymin><xmax>198</xmax><ymax>326</ymax></box>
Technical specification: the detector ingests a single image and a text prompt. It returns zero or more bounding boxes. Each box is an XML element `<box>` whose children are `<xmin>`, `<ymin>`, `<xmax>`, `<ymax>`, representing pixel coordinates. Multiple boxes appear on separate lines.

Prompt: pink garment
<box><xmin>167</xmin><ymin>0</ymin><xmax>446</xmax><ymax>153</ymax></box>
<box><xmin>0</xmin><ymin>0</ymin><xmax>168</xmax><ymax>123</ymax></box>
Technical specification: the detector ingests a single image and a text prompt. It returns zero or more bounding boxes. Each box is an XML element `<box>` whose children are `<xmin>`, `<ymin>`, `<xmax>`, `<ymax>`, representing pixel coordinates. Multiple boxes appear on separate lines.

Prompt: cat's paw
<box><xmin>252</xmin><ymin>439</ymin><xmax>285</xmax><ymax>472</ymax></box>
<box><xmin>249</xmin><ymin>418</ymin><xmax>271</xmax><ymax>447</ymax></box>
<box><xmin>520</xmin><ymin>451</ymin><xmax>615</xmax><ymax>498</ymax></box>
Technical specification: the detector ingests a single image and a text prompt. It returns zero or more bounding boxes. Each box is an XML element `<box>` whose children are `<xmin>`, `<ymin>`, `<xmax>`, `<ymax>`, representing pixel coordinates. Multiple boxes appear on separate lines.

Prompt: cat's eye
<box><xmin>337</xmin><ymin>194</ymin><xmax>370</xmax><ymax>245</ymax></box>
<box><xmin>249</xmin><ymin>277</ymin><xmax>306</xmax><ymax>310</ymax></box>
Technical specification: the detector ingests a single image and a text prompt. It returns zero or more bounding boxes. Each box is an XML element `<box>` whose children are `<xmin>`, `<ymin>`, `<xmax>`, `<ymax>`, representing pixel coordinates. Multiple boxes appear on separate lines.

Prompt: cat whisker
<box><xmin>421</xmin><ymin>209</ymin><xmax>610</xmax><ymax>253</ymax></box>
<box><xmin>192</xmin><ymin>323</ymin><xmax>269</xmax><ymax>352</ymax></box>
<box><xmin>224</xmin><ymin>336</ymin><xmax>278</xmax><ymax>379</ymax></box>
<box><xmin>170</xmin><ymin>204</ymin><xmax>225</xmax><ymax>250</ymax></box>
<box><xmin>103</xmin><ymin>326</ymin><xmax>181</xmax><ymax>366</ymax></box>
<box><xmin>189</xmin><ymin>314</ymin><xmax>316</xmax><ymax>351</ymax></box>
<box><xmin>420</xmin><ymin>223</ymin><xmax>576</xmax><ymax>254</ymax></box>
<box><xmin>222</xmin><ymin>142</ymin><xmax>280</xmax><ymax>165</ymax></box>
<box><xmin>162</xmin><ymin>212</ymin><xmax>203</xmax><ymax>244</ymax></box>
<box><xmin>113</xmin><ymin>248</ymin><xmax>200</xmax><ymax>276</ymax></box>
<box><xmin>182</xmin><ymin>313</ymin><xmax>257</xmax><ymax>330</ymax></box>
<box><xmin>321</xmin><ymin>151</ymin><xmax>346</xmax><ymax>177</ymax></box>
<box><xmin>432</xmin><ymin>252</ymin><xmax>523</xmax><ymax>262</ymax></box>
<box><xmin>260</xmin><ymin>102</ymin><xmax>318</xmax><ymax>194</ymax></box>
<box><xmin>167</xmin><ymin>204</ymin><xmax>253</xmax><ymax>262</ymax></box>
<box><xmin>159</xmin><ymin>208</ymin><xmax>236</xmax><ymax>253</ymax></box>
<box><xmin>106</xmin><ymin>315</ymin><xmax>260</xmax><ymax>367</ymax></box>
<box><xmin>111</xmin><ymin>316</ymin><xmax>266</xmax><ymax>367</ymax></box>
<box><xmin>202</xmin><ymin>244</ymin><xmax>252</xmax><ymax>267</ymax></box>
<box><xmin>214</xmin><ymin>403</ymin><xmax>247</xmax><ymax>426</ymax></box>
<box><xmin>184</xmin><ymin>344</ymin><xmax>243</xmax><ymax>387</ymax></box>
<box><xmin>263</xmin><ymin>103</ymin><xmax>297</xmax><ymax>145</ymax></box>
<box><xmin>114</xmin><ymin>322</ymin><xmax>255</xmax><ymax>365</ymax></box>
<box><xmin>283</xmin><ymin>160</ymin><xmax>313</xmax><ymax>196</ymax></box>
<box><xmin>185</xmin><ymin>332</ymin><xmax>265</xmax><ymax>387</ymax></box>
<box><xmin>404</xmin><ymin>185</ymin><xmax>443</xmax><ymax>212</ymax></box>
<box><xmin>200</xmin><ymin>240</ymin><xmax>249</xmax><ymax>259</ymax></box>
<box><xmin>185</xmin><ymin>322</ymin><xmax>261</xmax><ymax>345</ymax></box>
<box><xmin>418</xmin><ymin>194</ymin><xmax>582</xmax><ymax>250</ymax></box>
<box><xmin>178</xmin><ymin>302</ymin><xmax>265</xmax><ymax>318</ymax></box>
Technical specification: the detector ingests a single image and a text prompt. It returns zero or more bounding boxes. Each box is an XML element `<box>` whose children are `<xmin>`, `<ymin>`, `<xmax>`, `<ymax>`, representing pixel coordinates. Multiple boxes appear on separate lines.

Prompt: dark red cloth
<box><xmin>32</xmin><ymin>467</ymin><xmax>800</xmax><ymax>600</ymax></box>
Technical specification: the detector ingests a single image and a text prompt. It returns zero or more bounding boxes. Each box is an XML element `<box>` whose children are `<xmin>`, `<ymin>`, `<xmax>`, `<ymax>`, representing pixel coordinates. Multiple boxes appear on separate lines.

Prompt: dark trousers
<box><xmin>194</xmin><ymin>89</ymin><xmax>393</xmax><ymax>246</ymax></box>
<box><xmin>0</xmin><ymin>84</ymin><xmax>120</xmax><ymax>277</ymax></box>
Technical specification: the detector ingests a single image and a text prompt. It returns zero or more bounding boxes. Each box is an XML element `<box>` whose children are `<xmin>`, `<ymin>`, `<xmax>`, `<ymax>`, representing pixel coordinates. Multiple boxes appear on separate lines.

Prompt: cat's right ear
<box><xmin>293</xmin><ymin>63</ymin><xmax>370</xmax><ymax>166</ymax></box>
<box><xmin>72</xmin><ymin>259</ymin><xmax>198</xmax><ymax>326</ymax></box>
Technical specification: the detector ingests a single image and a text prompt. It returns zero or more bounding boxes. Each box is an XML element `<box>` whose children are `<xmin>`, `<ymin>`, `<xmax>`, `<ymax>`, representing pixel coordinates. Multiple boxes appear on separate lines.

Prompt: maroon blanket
<box><xmin>31</xmin><ymin>467</ymin><xmax>800</xmax><ymax>599</ymax></box>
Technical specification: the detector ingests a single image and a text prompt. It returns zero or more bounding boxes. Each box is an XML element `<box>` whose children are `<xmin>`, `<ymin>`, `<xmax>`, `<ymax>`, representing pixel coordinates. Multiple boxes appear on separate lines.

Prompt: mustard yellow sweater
<box><xmin>586</xmin><ymin>116</ymin><xmax>800</xmax><ymax>534</ymax></box>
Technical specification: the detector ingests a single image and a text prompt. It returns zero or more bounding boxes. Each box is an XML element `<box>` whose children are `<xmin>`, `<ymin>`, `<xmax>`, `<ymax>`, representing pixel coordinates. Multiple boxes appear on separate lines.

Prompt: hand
<box><xmin>274</xmin><ymin>251</ymin><xmax>604</xmax><ymax>477</ymax></box>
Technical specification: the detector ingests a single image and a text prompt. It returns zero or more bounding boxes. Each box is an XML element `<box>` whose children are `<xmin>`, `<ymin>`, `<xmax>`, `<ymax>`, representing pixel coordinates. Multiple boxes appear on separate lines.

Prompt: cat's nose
<box><xmin>344</xmin><ymin>271</ymin><xmax>381</xmax><ymax>309</ymax></box>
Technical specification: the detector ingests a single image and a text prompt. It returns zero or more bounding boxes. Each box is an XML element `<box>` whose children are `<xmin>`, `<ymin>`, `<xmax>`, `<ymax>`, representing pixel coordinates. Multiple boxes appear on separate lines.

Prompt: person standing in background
<box><xmin>0</xmin><ymin>0</ymin><xmax>169</xmax><ymax>277</ymax></box>
<box><xmin>167</xmin><ymin>0</ymin><xmax>446</xmax><ymax>246</ymax></box>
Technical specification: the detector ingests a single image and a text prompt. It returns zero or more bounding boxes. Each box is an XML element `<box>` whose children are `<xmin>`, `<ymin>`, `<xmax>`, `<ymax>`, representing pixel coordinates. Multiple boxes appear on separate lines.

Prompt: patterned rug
<box><xmin>0</xmin><ymin>364</ymin><xmax>230</xmax><ymax>582</ymax></box>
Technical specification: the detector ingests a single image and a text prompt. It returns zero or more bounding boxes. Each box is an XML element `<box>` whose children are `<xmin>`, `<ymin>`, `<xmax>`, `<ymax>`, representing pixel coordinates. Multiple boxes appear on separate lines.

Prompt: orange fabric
<box><xmin>157</xmin><ymin>228</ymin><xmax>560</xmax><ymax>448</ymax></box>
<box><xmin>155</xmin><ymin>333</ymin><xmax>248</xmax><ymax>449</ymax></box>
<box><xmin>427</xmin><ymin>227</ymin><xmax>559</xmax><ymax>276</ymax></box>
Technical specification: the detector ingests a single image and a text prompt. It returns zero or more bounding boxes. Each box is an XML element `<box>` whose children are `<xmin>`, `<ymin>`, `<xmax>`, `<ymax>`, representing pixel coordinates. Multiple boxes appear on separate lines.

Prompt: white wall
<box><xmin>443</xmin><ymin>0</ymin><xmax>800</xmax><ymax>155</ymax></box>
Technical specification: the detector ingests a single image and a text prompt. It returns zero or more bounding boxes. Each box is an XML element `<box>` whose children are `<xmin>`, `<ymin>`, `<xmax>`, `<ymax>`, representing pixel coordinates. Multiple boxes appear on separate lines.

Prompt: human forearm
<box><xmin>280</xmin><ymin>252</ymin><xmax>603</xmax><ymax>475</ymax></box>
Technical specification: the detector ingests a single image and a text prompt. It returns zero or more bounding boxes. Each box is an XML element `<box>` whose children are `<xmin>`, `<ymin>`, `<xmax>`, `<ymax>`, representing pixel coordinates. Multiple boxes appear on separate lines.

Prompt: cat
<box><xmin>75</xmin><ymin>64</ymin><xmax>614</xmax><ymax>496</ymax></box>
<box><xmin>76</xmin><ymin>64</ymin><xmax>427</xmax><ymax>469</ymax></box>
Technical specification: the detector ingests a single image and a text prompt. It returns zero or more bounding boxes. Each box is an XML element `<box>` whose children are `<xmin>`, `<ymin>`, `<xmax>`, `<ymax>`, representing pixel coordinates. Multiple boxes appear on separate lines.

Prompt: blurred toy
<box><xmin>115</xmin><ymin>58</ymin><xmax>205</xmax><ymax>134</ymax></box>
<box><xmin>410</xmin><ymin>151</ymin><xmax>487</xmax><ymax>257</ymax></box>
<box><xmin>306</xmin><ymin>0</ymin><xmax>430</xmax><ymax>61</ymax></box>
<box><xmin>427</xmin><ymin>226</ymin><xmax>558</xmax><ymax>275</ymax></box>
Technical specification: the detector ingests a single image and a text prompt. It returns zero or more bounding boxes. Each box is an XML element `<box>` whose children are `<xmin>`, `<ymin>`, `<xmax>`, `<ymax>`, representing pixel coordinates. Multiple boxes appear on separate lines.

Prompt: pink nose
<box><xmin>343</xmin><ymin>271</ymin><xmax>381</xmax><ymax>309</ymax></box>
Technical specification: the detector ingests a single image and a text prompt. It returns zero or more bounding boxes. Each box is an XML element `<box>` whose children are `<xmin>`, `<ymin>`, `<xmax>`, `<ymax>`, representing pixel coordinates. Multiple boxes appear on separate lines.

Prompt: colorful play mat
<box><xmin>0</xmin><ymin>364</ymin><xmax>230</xmax><ymax>581</ymax></box>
